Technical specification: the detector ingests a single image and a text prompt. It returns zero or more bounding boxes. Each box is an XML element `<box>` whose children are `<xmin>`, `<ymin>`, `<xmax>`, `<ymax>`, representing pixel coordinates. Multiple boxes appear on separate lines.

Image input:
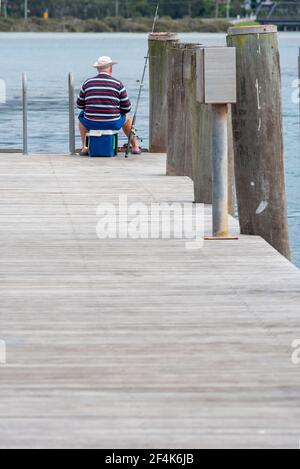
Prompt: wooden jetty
<box><xmin>0</xmin><ymin>151</ymin><xmax>300</xmax><ymax>449</ymax></box>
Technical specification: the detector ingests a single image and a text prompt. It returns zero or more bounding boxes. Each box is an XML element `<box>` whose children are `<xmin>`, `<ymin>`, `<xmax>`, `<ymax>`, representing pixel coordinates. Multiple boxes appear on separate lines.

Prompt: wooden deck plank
<box><xmin>0</xmin><ymin>152</ymin><xmax>300</xmax><ymax>449</ymax></box>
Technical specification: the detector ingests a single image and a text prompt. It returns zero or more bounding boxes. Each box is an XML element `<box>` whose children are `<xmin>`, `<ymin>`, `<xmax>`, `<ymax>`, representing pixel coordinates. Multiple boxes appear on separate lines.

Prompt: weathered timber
<box><xmin>149</xmin><ymin>32</ymin><xmax>179</xmax><ymax>153</ymax></box>
<box><xmin>227</xmin><ymin>25</ymin><xmax>291</xmax><ymax>259</ymax></box>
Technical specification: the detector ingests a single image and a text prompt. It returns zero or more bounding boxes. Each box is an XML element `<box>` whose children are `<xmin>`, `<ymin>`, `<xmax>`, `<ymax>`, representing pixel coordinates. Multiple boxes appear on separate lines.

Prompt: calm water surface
<box><xmin>0</xmin><ymin>32</ymin><xmax>299</xmax><ymax>266</ymax></box>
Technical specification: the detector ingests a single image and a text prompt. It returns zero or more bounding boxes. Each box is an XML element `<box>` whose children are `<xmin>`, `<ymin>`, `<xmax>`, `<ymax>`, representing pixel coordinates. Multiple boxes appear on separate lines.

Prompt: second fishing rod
<box><xmin>125</xmin><ymin>2</ymin><xmax>160</xmax><ymax>159</ymax></box>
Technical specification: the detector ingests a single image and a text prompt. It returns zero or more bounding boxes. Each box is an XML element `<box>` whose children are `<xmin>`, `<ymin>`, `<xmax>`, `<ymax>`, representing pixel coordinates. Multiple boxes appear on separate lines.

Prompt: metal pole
<box><xmin>24</xmin><ymin>0</ymin><xmax>28</xmax><ymax>21</ymax></box>
<box><xmin>22</xmin><ymin>72</ymin><xmax>28</xmax><ymax>155</ymax></box>
<box><xmin>68</xmin><ymin>72</ymin><xmax>76</xmax><ymax>156</ymax></box>
<box><xmin>212</xmin><ymin>104</ymin><xmax>228</xmax><ymax>238</ymax></box>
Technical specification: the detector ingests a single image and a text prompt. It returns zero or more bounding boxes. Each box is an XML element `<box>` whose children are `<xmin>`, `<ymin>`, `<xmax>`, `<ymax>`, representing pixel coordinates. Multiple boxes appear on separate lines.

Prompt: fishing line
<box><xmin>125</xmin><ymin>1</ymin><xmax>160</xmax><ymax>158</ymax></box>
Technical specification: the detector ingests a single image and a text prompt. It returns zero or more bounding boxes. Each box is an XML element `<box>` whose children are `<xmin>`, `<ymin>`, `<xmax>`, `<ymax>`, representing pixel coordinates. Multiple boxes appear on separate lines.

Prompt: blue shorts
<box><xmin>78</xmin><ymin>111</ymin><xmax>126</xmax><ymax>131</ymax></box>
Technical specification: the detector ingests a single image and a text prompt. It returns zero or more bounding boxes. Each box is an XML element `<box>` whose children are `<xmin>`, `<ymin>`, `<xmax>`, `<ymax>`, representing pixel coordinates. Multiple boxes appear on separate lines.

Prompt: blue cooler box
<box><xmin>87</xmin><ymin>130</ymin><xmax>118</xmax><ymax>157</ymax></box>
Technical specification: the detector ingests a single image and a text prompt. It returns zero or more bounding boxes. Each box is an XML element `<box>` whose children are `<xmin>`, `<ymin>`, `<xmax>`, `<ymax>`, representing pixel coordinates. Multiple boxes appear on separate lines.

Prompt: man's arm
<box><xmin>77</xmin><ymin>84</ymin><xmax>85</xmax><ymax>110</ymax></box>
<box><xmin>119</xmin><ymin>84</ymin><xmax>131</xmax><ymax>114</ymax></box>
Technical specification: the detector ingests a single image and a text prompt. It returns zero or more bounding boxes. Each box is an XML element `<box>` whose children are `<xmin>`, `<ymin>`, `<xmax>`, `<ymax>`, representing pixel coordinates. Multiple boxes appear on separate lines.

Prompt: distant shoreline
<box><xmin>0</xmin><ymin>16</ymin><xmax>245</xmax><ymax>33</ymax></box>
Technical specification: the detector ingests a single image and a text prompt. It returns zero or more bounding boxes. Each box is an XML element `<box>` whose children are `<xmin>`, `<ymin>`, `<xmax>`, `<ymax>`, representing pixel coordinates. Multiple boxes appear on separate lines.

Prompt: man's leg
<box><xmin>79</xmin><ymin>122</ymin><xmax>89</xmax><ymax>152</ymax></box>
<box><xmin>122</xmin><ymin>115</ymin><xmax>140</xmax><ymax>153</ymax></box>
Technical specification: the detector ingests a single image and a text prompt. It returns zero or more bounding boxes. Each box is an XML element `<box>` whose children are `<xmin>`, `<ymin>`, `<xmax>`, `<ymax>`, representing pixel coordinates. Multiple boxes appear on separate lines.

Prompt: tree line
<box><xmin>0</xmin><ymin>0</ymin><xmax>251</xmax><ymax>20</ymax></box>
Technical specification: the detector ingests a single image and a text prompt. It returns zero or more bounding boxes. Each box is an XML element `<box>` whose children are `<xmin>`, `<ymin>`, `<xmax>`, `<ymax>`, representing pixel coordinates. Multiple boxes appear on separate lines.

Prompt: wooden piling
<box><xmin>149</xmin><ymin>32</ymin><xmax>179</xmax><ymax>153</ymax></box>
<box><xmin>227</xmin><ymin>25</ymin><xmax>291</xmax><ymax>259</ymax></box>
<box><xmin>1</xmin><ymin>150</ymin><xmax>300</xmax><ymax>449</ymax></box>
<box><xmin>167</xmin><ymin>43</ymin><xmax>195</xmax><ymax>178</ymax></box>
<box><xmin>167</xmin><ymin>43</ymin><xmax>211</xmax><ymax>184</ymax></box>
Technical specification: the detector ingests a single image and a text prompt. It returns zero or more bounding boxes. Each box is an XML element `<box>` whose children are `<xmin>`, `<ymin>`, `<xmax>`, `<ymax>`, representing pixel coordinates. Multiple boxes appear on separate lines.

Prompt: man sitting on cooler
<box><xmin>77</xmin><ymin>56</ymin><xmax>141</xmax><ymax>156</ymax></box>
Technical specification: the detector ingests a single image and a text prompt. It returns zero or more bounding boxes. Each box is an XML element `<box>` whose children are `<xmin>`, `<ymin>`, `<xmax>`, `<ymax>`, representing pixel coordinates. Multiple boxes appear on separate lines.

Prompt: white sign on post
<box><xmin>196</xmin><ymin>47</ymin><xmax>237</xmax><ymax>104</ymax></box>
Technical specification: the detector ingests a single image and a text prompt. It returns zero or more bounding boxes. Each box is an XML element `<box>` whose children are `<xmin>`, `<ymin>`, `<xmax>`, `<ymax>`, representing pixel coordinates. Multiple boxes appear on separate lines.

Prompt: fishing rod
<box><xmin>125</xmin><ymin>1</ymin><xmax>160</xmax><ymax>159</ymax></box>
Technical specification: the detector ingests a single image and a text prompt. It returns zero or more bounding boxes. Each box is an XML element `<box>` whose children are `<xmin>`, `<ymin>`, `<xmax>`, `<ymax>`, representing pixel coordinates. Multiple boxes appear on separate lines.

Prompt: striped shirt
<box><xmin>77</xmin><ymin>72</ymin><xmax>131</xmax><ymax>122</ymax></box>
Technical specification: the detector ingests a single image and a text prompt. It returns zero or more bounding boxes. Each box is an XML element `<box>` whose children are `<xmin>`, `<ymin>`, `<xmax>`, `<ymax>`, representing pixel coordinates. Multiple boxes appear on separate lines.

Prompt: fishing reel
<box><xmin>129</xmin><ymin>126</ymin><xmax>143</xmax><ymax>144</ymax></box>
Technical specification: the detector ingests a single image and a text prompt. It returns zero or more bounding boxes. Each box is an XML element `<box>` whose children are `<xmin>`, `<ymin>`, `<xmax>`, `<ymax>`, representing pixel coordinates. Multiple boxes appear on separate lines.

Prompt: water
<box><xmin>0</xmin><ymin>32</ymin><xmax>299</xmax><ymax>267</ymax></box>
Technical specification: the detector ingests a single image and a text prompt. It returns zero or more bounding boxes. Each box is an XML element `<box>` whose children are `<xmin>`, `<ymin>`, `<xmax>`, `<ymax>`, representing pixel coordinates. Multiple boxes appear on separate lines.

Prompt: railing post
<box><xmin>68</xmin><ymin>72</ymin><xmax>76</xmax><ymax>156</ymax></box>
<box><xmin>22</xmin><ymin>72</ymin><xmax>28</xmax><ymax>155</ymax></box>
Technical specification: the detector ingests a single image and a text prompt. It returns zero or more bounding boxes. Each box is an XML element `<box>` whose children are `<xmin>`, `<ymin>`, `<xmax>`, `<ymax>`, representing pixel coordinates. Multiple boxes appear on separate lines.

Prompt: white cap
<box><xmin>93</xmin><ymin>56</ymin><xmax>118</xmax><ymax>69</ymax></box>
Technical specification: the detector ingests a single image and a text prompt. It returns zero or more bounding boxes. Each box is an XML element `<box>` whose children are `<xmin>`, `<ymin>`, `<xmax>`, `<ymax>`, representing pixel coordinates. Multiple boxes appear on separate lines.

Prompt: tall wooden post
<box><xmin>167</xmin><ymin>43</ymin><xmax>193</xmax><ymax>177</ymax></box>
<box><xmin>149</xmin><ymin>32</ymin><xmax>179</xmax><ymax>153</ymax></box>
<box><xmin>227</xmin><ymin>25</ymin><xmax>290</xmax><ymax>259</ymax></box>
